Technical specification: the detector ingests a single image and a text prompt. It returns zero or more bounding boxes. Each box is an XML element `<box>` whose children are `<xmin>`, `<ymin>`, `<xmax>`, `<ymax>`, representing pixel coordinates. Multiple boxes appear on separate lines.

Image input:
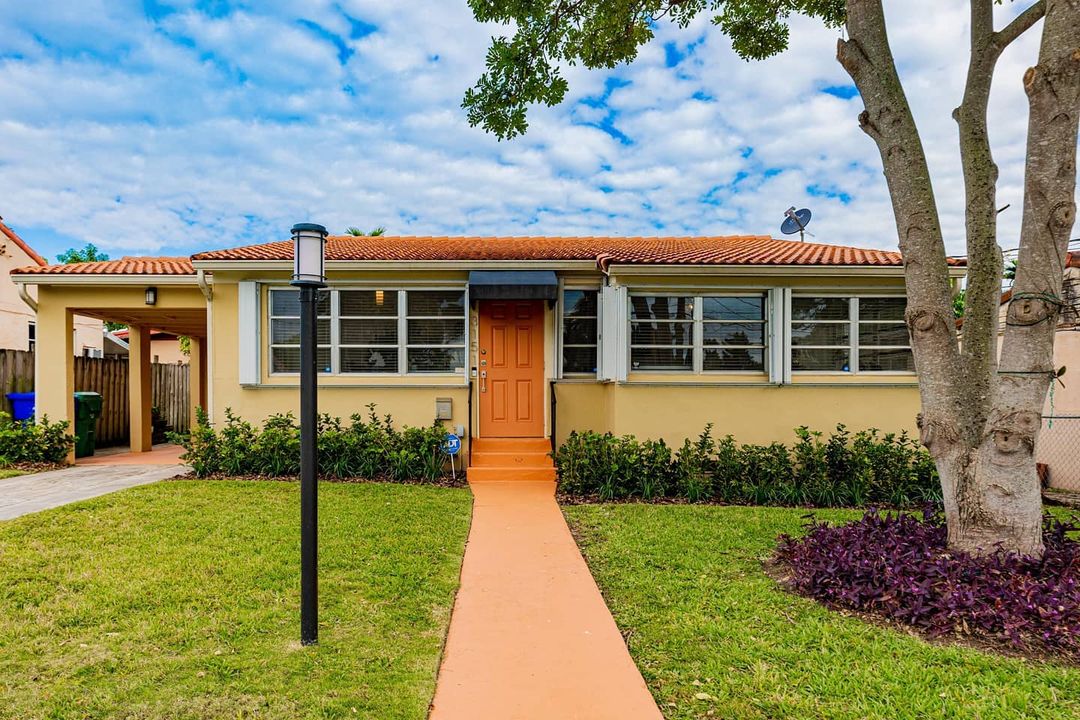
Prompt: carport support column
<box><xmin>35</xmin><ymin>292</ymin><xmax>75</xmax><ymax>463</ymax></box>
<box><xmin>128</xmin><ymin>325</ymin><xmax>153</xmax><ymax>453</ymax></box>
<box><xmin>188</xmin><ymin>336</ymin><xmax>206</xmax><ymax>430</ymax></box>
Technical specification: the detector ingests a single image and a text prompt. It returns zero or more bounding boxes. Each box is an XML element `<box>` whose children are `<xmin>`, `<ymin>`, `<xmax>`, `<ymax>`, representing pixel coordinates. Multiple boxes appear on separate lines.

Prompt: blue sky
<box><xmin>0</xmin><ymin>1</ymin><xmax>1046</xmax><ymax>260</ymax></box>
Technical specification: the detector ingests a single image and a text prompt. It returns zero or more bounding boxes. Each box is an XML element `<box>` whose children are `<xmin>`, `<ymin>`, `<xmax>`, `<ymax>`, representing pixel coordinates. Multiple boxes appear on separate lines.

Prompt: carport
<box><xmin>10</xmin><ymin>257</ymin><xmax>210</xmax><ymax>461</ymax></box>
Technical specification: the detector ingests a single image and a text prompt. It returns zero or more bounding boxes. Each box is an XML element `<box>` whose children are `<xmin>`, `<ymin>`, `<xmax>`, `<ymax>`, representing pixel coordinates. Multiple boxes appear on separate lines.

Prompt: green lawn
<box><xmin>0</xmin><ymin>480</ymin><xmax>472</xmax><ymax>720</ymax></box>
<box><xmin>0</xmin><ymin>469</ymin><xmax>25</xmax><ymax>479</ymax></box>
<box><xmin>565</xmin><ymin>504</ymin><xmax>1080</xmax><ymax>720</ymax></box>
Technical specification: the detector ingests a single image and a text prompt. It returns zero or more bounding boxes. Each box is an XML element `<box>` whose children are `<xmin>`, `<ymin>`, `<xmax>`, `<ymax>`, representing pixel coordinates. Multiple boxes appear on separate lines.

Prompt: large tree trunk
<box><xmin>986</xmin><ymin>0</ymin><xmax>1080</xmax><ymax>554</ymax></box>
<box><xmin>840</xmin><ymin>0</ymin><xmax>1079</xmax><ymax>557</ymax></box>
<box><xmin>937</xmin><ymin>440</ymin><xmax>1045</xmax><ymax>555</ymax></box>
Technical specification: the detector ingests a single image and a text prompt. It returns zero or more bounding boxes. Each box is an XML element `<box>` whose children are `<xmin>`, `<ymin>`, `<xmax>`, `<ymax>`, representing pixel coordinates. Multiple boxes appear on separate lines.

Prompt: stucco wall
<box><xmin>553</xmin><ymin>381</ymin><xmax>920</xmax><ymax>448</ymax></box>
<box><xmin>1036</xmin><ymin>329</ymin><xmax>1080</xmax><ymax>490</ymax></box>
<box><xmin>150</xmin><ymin>338</ymin><xmax>188</xmax><ymax>365</ymax></box>
<box><xmin>1</xmin><ymin>241</ymin><xmax>103</xmax><ymax>353</ymax></box>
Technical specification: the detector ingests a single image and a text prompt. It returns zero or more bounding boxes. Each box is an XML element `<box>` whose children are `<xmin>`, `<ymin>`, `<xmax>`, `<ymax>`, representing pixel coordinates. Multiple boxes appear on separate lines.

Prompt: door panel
<box><xmin>479</xmin><ymin>300</ymin><xmax>545</xmax><ymax>437</ymax></box>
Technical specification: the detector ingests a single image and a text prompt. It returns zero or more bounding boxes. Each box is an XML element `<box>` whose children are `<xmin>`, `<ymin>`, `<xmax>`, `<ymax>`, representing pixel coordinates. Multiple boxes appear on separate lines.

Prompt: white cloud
<box><xmin>0</xmin><ymin>0</ymin><xmax>1071</xmax><ymax>260</ymax></box>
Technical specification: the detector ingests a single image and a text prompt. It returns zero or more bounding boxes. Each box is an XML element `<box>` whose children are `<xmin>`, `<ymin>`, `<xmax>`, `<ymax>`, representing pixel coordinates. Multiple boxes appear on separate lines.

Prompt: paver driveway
<box><xmin>0</xmin><ymin>462</ymin><xmax>185</xmax><ymax>520</ymax></box>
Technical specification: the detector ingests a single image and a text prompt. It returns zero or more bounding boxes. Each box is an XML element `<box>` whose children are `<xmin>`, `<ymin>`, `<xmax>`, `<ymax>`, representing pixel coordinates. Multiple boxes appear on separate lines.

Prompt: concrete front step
<box><xmin>467</xmin><ymin>437</ymin><xmax>556</xmax><ymax>482</ymax></box>
<box><xmin>466</xmin><ymin>466</ymin><xmax>557</xmax><ymax>482</ymax></box>
<box><xmin>471</xmin><ymin>437</ymin><xmax>552</xmax><ymax>452</ymax></box>
<box><xmin>470</xmin><ymin>451</ymin><xmax>553</xmax><ymax>468</ymax></box>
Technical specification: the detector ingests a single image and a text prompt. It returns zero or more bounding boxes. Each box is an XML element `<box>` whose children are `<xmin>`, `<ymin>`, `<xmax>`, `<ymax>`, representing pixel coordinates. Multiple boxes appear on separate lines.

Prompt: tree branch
<box><xmin>998</xmin><ymin>0</ymin><xmax>1080</xmax><ymax>416</ymax></box>
<box><xmin>993</xmin><ymin>0</ymin><xmax>1046</xmax><ymax>51</ymax></box>
<box><xmin>838</xmin><ymin>0</ymin><xmax>964</xmax><ymax>456</ymax></box>
<box><xmin>953</xmin><ymin>0</ymin><xmax>1020</xmax><ymax>443</ymax></box>
<box><xmin>971</xmin><ymin>0</ymin><xmax>995</xmax><ymax>45</ymax></box>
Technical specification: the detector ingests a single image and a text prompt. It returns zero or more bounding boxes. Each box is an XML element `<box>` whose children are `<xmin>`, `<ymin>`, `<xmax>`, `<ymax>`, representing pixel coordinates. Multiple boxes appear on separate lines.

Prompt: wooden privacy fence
<box><xmin>152</xmin><ymin>362</ymin><xmax>190</xmax><ymax>437</ymax></box>
<box><xmin>74</xmin><ymin>356</ymin><xmax>130</xmax><ymax>446</ymax></box>
<box><xmin>2</xmin><ymin>350</ymin><xmax>190</xmax><ymax>447</ymax></box>
<box><xmin>0</xmin><ymin>350</ymin><xmax>34</xmax><ymax>416</ymax></box>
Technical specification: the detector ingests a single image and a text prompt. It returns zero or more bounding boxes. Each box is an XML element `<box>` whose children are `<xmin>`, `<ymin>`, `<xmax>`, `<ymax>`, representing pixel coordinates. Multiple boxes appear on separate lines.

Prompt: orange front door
<box><xmin>478</xmin><ymin>300</ymin><xmax>546</xmax><ymax>437</ymax></box>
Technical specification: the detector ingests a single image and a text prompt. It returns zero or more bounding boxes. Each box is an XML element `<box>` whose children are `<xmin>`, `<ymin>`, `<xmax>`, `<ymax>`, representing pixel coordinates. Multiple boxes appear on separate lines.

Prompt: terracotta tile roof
<box><xmin>11</xmin><ymin>256</ymin><xmax>195</xmax><ymax>275</ymax></box>
<box><xmin>193</xmin><ymin>235</ymin><xmax>949</xmax><ymax>267</ymax></box>
<box><xmin>0</xmin><ymin>218</ymin><xmax>47</xmax><ymax>266</ymax></box>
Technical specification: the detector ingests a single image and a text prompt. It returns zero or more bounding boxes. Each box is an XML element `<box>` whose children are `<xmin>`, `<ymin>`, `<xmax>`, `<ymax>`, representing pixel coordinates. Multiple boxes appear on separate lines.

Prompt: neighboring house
<box><xmin>999</xmin><ymin>252</ymin><xmax>1080</xmax><ymax>490</ymax></box>
<box><xmin>107</xmin><ymin>328</ymin><xmax>188</xmax><ymax>364</ymax></box>
<box><xmin>11</xmin><ymin>235</ymin><xmax>966</xmax><ymax>463</ymax></box>
<box><xmin>0</xmin><ymin>217</ymin><xmax>104</xmax><ymax>356</ymax></box>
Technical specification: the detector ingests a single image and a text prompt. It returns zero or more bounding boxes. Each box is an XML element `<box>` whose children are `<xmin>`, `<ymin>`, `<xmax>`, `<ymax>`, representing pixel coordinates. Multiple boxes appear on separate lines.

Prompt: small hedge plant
<box><xmin>172</xmin><ymin>404</ymin><xmax>451</xmax><ymax>482</ymax></box>
<box><xmin>0</xmin><ymin>412</ymin><xmax>75</xmax><ymax>466</ymax></box>
<box><xmin>555</xmin><ymin>423</ymin><xmax>940</xmax><ymax>506</ymax></box>
<box><xmin>776</xmin><ymin>509</ymin><xmax>1080</xmax><ymax>659</ymax></box>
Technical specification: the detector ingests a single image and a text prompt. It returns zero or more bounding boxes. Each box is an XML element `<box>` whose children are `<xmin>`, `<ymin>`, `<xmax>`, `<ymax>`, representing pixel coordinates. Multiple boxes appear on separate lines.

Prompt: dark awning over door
<box><xmin>468</xmin><ymin>270</ymin><xmax>558</xmax><ymax>301</ymax></box>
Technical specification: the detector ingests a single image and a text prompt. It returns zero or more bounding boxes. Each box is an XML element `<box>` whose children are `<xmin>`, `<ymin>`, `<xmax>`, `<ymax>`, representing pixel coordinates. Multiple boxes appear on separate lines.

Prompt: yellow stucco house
<box><xmin>10</xmin><ymin>234</ymin><xmax>965</xmax><ymax>466</ymax></box>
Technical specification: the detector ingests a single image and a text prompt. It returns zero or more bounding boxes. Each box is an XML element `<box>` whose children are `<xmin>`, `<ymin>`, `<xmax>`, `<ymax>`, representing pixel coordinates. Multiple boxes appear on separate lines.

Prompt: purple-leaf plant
<box><xmin>777</xmin><ymin>509</ymin><xmax>1080</xmax><ymax>658</ymax></box>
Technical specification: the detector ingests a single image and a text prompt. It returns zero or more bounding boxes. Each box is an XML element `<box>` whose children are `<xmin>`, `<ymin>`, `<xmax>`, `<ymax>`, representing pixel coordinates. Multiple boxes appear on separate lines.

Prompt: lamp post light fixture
<box><xmin>290</xmin><ymin>222</ymin><xmax>328</xmax><ymax>646</ymax></box>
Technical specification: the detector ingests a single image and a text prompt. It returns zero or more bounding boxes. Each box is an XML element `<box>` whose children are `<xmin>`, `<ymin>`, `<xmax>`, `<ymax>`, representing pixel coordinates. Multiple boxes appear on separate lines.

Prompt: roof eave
<box><xmin>608</xmin><ymin>263</ymin><xmax>966</xmax><ymax>278</ymax></box>
<box><xmin>0</xmin><ymin>221</ymin><xmax>47</xmax><ymax>266</ymax></box>
<box><xmin>10</xmin><ymin>273</ymin><xmax>200</xmax><ymax>286</ymax></box>
<box><xmin>190</xmin><ymin>259</ymin><xmax>602</xmax><ymax>271</ymax></box>
<box><xmin>186</xmin><ymin>258</ymin><xmax>964</xmax><ymax>277</ymax></box>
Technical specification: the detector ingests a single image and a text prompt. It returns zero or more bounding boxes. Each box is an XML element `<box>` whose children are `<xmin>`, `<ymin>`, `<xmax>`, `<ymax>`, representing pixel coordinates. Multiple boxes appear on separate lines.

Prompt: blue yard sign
<box><xmin>445</xmin><ymin>433</ymin><xmax>461</xmax><ymax>456</ymax></box>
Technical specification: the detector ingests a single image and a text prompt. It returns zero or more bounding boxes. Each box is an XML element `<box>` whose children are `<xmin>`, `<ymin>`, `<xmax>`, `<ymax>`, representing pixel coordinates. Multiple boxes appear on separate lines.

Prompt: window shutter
<box><xmin>614</xmin><ymin>286</ymin><xmax>628</xmax><ymax>382</ymax></box>
<box><xmin>238</xmin><ymin>281</ymin><xmax>260</xmax><ymax>385</ymax></box>
<box><xmin>599</xmin><ymin>284</ymin><xmax>621</xmax><ymax>381</ymax></box>
<box><xmin>768</xmin><ymin>288</ymin><xmax>785</xmax><ymax>384</ymax></box>
<box><xmin>781</xmin><ymin>288</ymin><xmax>793</xmax><ymax>383</ymax></box>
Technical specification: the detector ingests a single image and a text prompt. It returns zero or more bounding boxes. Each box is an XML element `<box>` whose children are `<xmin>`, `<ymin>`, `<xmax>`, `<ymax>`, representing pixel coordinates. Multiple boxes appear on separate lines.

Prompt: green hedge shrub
<box><xmin>0</xmin><ymin>412</ymin><xmax>75</xmax><ymax>466</ymax></box>
<box><xmin>554</xmin><ymin>424</ymin><xmax>940</xmax><ymax>507</ymax></box>
<box><xmin>172</xmin><ymin>404</ymin><xmax>452</xmax><ymax>482</ymax></box>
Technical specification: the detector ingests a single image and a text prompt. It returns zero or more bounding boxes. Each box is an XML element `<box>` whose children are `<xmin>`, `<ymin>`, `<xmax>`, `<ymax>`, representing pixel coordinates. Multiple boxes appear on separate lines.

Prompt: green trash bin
<box><xmin>73</xmin><ymin>392</ymin><xmax>103</xmax><ymax>458</ymax></box>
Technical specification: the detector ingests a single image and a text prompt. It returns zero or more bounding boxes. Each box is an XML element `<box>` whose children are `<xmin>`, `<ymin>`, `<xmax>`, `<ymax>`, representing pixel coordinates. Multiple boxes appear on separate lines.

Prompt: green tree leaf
<box><xmin>56</xmin><ymin>243</ymin><xmax>109</xmax><ymax>264</ymax></box>
<box><xmin>463</xmin><ymin>0</ymin><xmax>845</xmax><ymax>139</ymax></box>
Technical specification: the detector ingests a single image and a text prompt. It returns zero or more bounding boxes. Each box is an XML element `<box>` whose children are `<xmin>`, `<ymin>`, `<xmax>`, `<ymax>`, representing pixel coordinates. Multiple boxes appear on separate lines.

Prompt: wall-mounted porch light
<box><xmin>145</xmin><ymin>287</ymin><xmax>158</xmax><ymax>306</ymax></box>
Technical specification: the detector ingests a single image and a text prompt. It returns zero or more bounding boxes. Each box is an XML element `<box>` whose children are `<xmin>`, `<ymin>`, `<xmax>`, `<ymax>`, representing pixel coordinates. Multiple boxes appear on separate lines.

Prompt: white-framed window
<box><xmin>790</xmin><ymin>295</ymin><xmax>913</xmax><ymax>373</ymax></box>
<box><xmin>268</xmin><ymin>287</ymin><xmax>466</xmax><ymax>376</ymax></box>
<box><xmin>339</xmin><ymin>290</ymin><xmax>398</xmax><ymax>373</ymax></box>
<box><xmin>701</xmin><ymin>296</ymin><xmax>767</xmax><ymax>372</ymax></box>
<box><xmin>857</xmin><ymin>297</ymin><xmax>914</xmax><ymax>372</ymax></box>
<box><xmin>269</xmin><ymin>289</ymin><xmax>331</xmax><ymax>374</ymax></box>
<box><xmin>629</xmin><ymin>293</ymin><xmax>767</xmax><ymax>373</ymax></box>
<box><xmin>405</xmin><ymin>290</ymin><xmax>467</xmax><ymax>373</ymax></box>
<box><xmin>28</xmin><ymin>321</ymin><xmax>35</xmax><ymax>353</ymax></box>
<box><xmin>561</xmin><ymin>289</ymin><xmax>599</xmax><ymax>375</ymax></box>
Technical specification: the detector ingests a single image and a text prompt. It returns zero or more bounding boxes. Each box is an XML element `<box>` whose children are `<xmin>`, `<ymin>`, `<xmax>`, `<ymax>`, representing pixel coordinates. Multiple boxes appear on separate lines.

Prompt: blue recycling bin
<box><xmin>6</xmin><ymin>392</ymin><xmax>35</xmax><ymax>421</ymax></box>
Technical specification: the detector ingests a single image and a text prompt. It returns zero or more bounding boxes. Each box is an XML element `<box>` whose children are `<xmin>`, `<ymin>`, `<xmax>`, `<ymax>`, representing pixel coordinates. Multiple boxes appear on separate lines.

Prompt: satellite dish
<box><xmin>781</xmin><ymin>207</ymin><xmax>813</xmax><ymax>241</ymax></box>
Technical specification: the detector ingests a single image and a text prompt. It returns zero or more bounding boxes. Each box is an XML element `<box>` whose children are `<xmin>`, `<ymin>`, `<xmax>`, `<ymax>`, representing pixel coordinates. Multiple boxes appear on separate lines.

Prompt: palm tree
<box><xmin>345</xmin><ymin>226</ymin><xmax>386</xmax><ymax>236</ymax></box>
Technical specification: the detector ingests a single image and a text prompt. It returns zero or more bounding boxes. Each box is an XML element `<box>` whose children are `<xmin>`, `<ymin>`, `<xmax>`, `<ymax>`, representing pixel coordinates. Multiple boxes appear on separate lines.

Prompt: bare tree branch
<box><xmin>994</xmin><ymin>0</ymin><xmax>1046</xmax><ymax>51</ymax></box>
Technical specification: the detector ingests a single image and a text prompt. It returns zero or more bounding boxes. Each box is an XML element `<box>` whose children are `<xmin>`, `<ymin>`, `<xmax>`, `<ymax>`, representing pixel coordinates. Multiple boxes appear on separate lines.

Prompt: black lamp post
<box><xmin>290</xmin><ymin>222</ymin><xmax>328</xmax><ymax>646</ymax></box>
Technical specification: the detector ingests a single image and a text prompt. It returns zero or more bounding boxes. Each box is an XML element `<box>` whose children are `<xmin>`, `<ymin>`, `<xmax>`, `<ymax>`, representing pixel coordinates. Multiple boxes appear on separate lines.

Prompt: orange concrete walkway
<box><xmin>429</xmin><ymin>480</ymin><xmax>663</xmax><ymax>720</ymax></box>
